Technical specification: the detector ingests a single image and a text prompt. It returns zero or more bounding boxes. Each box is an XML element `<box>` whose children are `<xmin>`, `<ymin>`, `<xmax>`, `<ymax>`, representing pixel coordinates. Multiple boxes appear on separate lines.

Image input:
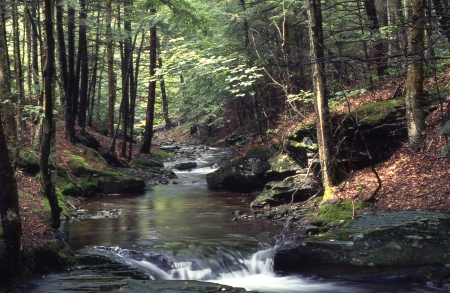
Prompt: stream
<box><xmin>32</xmin><ymin>148</ymin><xmax>443</xmax><ymax>293</ymax></box>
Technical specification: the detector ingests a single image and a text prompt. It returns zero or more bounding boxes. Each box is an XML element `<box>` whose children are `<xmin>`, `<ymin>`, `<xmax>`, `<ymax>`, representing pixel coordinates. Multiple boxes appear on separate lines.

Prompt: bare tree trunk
<box><xmin>405</xmin><ymin>0</ymin><xmax>425</xmax><ymax>151</ymax></box>
<box><xmin>41</xmin><ymin>0</ymin><xmax>62</xmax><ymax>230</ymax></box>
<box><xmin>0</xmin><ymin>7</ymin><xmax>23</xmax><ymax>284</ymax></box>
<box><xmin>307</xmin><ymin>0</ymin><xmax>335</xmax><ymax>200</ymax></box>
<box><xmin>56</xmin><ymin>0</ymin><xmax>67</xmax><ymax>107</ymax></box>
<box><xmin>159</xmin><ymin>57</ymin><xmax>171</xmax><ymax>130</ymax></box>
<box><xmin>77</xmin><ymin>0</ymin><xmax>89</xmax><ymax>132</ymax></box>
<box><xmin>0</xmin><ymin>8</ymin><xmax>18</xmax><ymax>163</ymax></box>
<box><xmin>140</xmin><ymin>10</ymin><xmax>157</xmax><ymax>154</ymax></box>
<box><xmin>106</xmin><ymin>0</ymin><xmax>116</xmax><ymax>140</ymax></box>
<box><xmin>13</xmin><ymin>0</ymin><xmax>25</xmax><ymax>142</ymax></box>
<box><xmin>364</xmin><ymin>0</ymin><xmax>387</xmax><ymax>78</ymax></box>
<box><xmin>65</xmin><ymin>4</ymin><xmax>76</xmax><ymax>142</ymax></box>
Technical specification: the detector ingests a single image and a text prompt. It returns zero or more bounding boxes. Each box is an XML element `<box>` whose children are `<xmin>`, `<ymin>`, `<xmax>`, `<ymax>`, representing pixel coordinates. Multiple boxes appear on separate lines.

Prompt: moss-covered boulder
<box><xmin>68</xmin><ymin>154</ymin><xmax>99</xmax><ymax>177</ymax></box>
<box><xmin>284</xmin><ymin>99</ymin><xmax>407</xmax><ymax>170</ymax></box>
<box><xmin>206</xmin><ymin>146</ymin><xmax>297</xmax><ymax>192</ymax></box>
<box><xmin>96</xmin><ymin>172</ymin><xmax>146</xmax><ymax>194</ymax></box>
<box><xmin>134</xmin><ymin>155</ymin><xmax>164</xmax><ymax>169</ymax></box>
<box><xmin>56</xmin><ymin>164</ymin><xmax>83</xmax><ymax>197</ymax></box>
<box><xmin>274</xmin><ymin>210</ymin><xmax>450</xmax><ymax>280</ymax></box>
<box><xmin>250</xmin><ymin>174</ymin><xmax>320</xmax><ymax>208</ymax></box>
<box><xmin>17</xmin><ymin>153</ymin><xmax>40</xmax><ymax>175</ymax></box>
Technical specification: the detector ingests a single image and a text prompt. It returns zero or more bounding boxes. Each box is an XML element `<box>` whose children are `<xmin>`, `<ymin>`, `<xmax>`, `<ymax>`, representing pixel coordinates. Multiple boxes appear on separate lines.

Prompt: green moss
<box><xmin>80</xmin><ymin>175</ymin><xmax>99</xmax><ymax>195</ymax></box>
<box><xmin>55</xmin><ymin>188</ymin><xmax>70</xmax><ymax>218</ymax></box>
<box><xmin>152</xmin><ymin>150</ymin><xmax>175</xmax><ymax>160</ymax></box>
<box><xmin>312</xmin><ymin>199</ymin><xmax>370</xmax><ymax>227</ymax></box>
<box><xmin>68</xmin><ymin>155</ymin><xmax>97</xmax><ymax>176</ymax></box>
<box><xmin>350</xmin><ymin>98</ymin><xmax>403</xmax><ymax>124</ymax></box>
<box><xmin>322</xmin><ymin>187</ymin><xmax>335</xmax><ymax>203</ymax></box>
<box><xmin>56</xmin><ymin>164</ymin><xmax>82</xmax><ymax>196</ymax></box>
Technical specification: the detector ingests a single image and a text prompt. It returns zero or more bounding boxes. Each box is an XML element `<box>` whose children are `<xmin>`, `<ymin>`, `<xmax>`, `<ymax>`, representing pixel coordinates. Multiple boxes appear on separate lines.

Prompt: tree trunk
<box><xmin>56</xmin><ymin>0</ymin><xmax>67</xmax><ymax>107</ymax></box>
<box><xmin>77</xmin><ymin>0</ymin><xmax>88</xmax><ymax>132</ymax></box>
<box><xmin>0</xmin><ymin>9</ymin><xmax>18</xmax><ymax>163</ymax></box>
<box><xmin>0</xmin><ymin>5</ymin><xmax>23</xmax><ymax>284</ymax></box>
<box><xmin>432</xmin><ymin>0</ymin><xmax>450</xmax><ymax>44</ymax></box>
<box><xmin>65</xmin><ymin>4</ymin><xmax>76</xmax><ymax>142</ymax></box>
<box><xmin>405</xmin><ymin>0</ymin><xmax>425</xmax><ymax>151</ymax></box>
<box><xmin>13</xmin><ymin>0</ymin><xmax>25</xmax><ymax>142</ymax></box>
<box><xmin>41</xmin><ymin>0</ymin><xmax>62</xmax><ymax>230</ymax></box>
<box><xmin>140</xmin><ymin>11</ymin><xmax>157</xmax><ymax>154</ymax></box>
<box><xmin>127</xmin><ymin>34</ymin><xmax>143</xmax><ymax>162</ymax></box>
<box><xmin>106</xmin><ymin>0</ymin><xmax>116</xmax><ymax>139</ymax></box>
<box><xmin>307</xmin><ymin>0</ymin><xmax>335</xmax><ymax>200</ymax></box>
<box><xmin>159</xmin><ymin>57</ymin><xmax>171</xmax><ymax>130</ymax></box>
<box><xmin>364</xmin><ymin>0</ymin><xmax>387</xmax><ymax>78</ymax></box>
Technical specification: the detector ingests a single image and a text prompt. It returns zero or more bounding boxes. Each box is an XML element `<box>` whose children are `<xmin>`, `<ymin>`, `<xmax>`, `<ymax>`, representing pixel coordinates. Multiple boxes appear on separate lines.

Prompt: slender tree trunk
<box><xmin>0</xmin><ymin>8</ymin><xmax>18</xmax><ymax>163</ymax></box>
<box><xmin>159</xmin><ymin>57</ymin><xmax>171</xmax><ymax>130</ymax></box>
<box><xmin>13</xmin><ymin>0</ymin><xmax>25</xmax><ymax>141</ymax></box>
<box><xmin>405</xmin><ymin>0</ymin><xmax>425</xmax><ymax>151</ymax></box>
<box><xmin>140</xmin><ymin>11</ymin><xmax>157</xmax><ymax>154</ymax></box>
<box><xmin>56</xmin><ymin>0</ymin><xmax>68</xmax><ymax>107</ymax></box>
<box><xmin>128</xmin><ymin>33</ymin><xmax>145</xmax><ymax>162</ymax></box>
<box><xmin>77</xmin><ymin>0</ymin><xmax>88</xmax><ymax>132</ymax></box>
<box><xmin>120</xmin><ymin>0</ymin><xmax>132</xmax><ymax>158</ymax></box>
<box><xmin>65</xmin><ymin>4</ymin><xmax>76</xmax><ymax>142</ymax></box>
<box><xmin>0</xmin><ymin>7</ymin><xmax>22</xmax><ymax>284</ymax></box>
<box><xmin>88</xmin><ymin>23</ymin><xmax>100</xmax><ymax>127</ymax></box>
<box><xmin>364</xmin><ymin>0</ymin><xmax>387</xmax><ymax>78</ymax></box>
<box><xmin>432</xmin><ymin>0</ymin><xmax>450</xmax><ymax>44</ymax></box>
<box><xmin>41</xmin><ymin>0</ymin><xmax>62</xmax><ymax>230</ymax></box>
<box><xmin>106</xmin><ymin>0</ymin><xmax>116</xmax><ymax>139</ymax></box>
<box><xmin>307</xmin><ymin>0</ymin><xmax>335</xmax><ymax>199</ymax></box>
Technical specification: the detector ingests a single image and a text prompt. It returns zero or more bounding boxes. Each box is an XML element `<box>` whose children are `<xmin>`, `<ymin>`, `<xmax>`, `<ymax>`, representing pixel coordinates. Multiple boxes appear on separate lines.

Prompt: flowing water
<box><xmin>68</xmin><ymin>148</ymin><xmax>441</xmax><ymax>293</ymax></box>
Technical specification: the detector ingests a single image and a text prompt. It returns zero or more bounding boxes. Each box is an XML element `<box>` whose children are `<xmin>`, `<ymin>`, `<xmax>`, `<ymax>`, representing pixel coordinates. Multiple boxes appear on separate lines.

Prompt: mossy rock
<box><xmin>80</xmin><ymin>175</ymin><xmax>99</xmax><ymax>196</ymax></box>
<box><xmin>311</xmin><ymin>199</ymin><xmax>370</xmax><ymax>228</ymax></box>
<box><xmin>134</xmin><ymin>155</ymin><xmax>164</xmax><ymax>169</ymax></box>
<box><xmin>17</xmin><ymin>153</ymin><xmax>40</xmax><ymax>175</ymax></box>
<box><xmin>56</xmin><ymin>164</ymin><xmax>83</xmax><ymax>197</ymax></box>
<box><xmin>68</xmin><ymin>154</ymin><xmax>100</xmax><ymax>177</ymax></box>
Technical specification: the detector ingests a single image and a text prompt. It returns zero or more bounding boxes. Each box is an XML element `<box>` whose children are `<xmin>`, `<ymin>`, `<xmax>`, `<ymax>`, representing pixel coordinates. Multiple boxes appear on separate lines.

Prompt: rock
<box><xmin>250</xmin><ymin>174</ymin><xmax>320</xmax><ymax>208</ymax></box>
<box><xmin>77</xmin><ymin>132</ymin><xmax>101</xmax><ymax>151</ymax></box>
<box><xmin>17</xmin><ymin>153</ymin><xmax>40</xmax><ymax>175</ymax></box>
<box><xmin>134</xmin><ymin>156</ymin><xmax>164</xmax><ymax>169</ymax></box>
<box><xmin>173</xmin><ymin>162</ymin><xmax>197</xmax><ymax>170</ymax></box>
<box><xmin>206</xmin><ymin>146</ymin><xmax>300</xmax><ymax>192</ymax></box>
<box><xmin>274</xmin><ymin>211</ymin><xmax>450</xmax><ymax>280</ymax></box>
<box><xmin>97</xmin><ymin>172</ymin><xmax>146</xmax><ymax>194</ymax></box>
<box><xmin>304</xmin><ymin>225</ymin><xmax>320</xmax><ymax>235</ymax></box>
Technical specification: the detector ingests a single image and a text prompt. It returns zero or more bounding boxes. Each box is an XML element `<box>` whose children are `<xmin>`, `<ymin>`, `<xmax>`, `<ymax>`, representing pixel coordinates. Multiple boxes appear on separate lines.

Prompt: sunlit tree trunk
<box><xmin>56</xmin><ymin>0</ymin><xmax>68</xmax><ymax>108</ymax></box>
<box><xmin>41</xmin><ymin>0</ymin><xmax>62</xmax><ymax>230</ymax></box>
<box><xmin>307</xmin><ymin>0</ymin><xmax>335</xmax><ymax>200</ymax></box>
<box><xmin>13</xmin><ymin>0</ymin><xmax>25</xmax><ymax>142</ymax></box>
<box><xmin>140</xmin><ymin>9</ymin><xmax>157</xmax><ymax>154</ymax></box>
<box><xmin>405</xmin><ymin>0</ymin><xmax>425</xmax><ymax>151</ymax></box>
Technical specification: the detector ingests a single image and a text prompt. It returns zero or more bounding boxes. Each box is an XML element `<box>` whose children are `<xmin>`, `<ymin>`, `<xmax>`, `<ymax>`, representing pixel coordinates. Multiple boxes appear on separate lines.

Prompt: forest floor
<box><xmin>6</xmin><ymin>73</ymin><xmax>450</xmax><ymax>292</ymax></box>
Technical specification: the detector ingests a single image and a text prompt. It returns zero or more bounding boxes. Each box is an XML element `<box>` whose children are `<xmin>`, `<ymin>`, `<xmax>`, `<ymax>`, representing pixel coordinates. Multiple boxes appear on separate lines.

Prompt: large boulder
<box><xmin>134</xmin><ymin>155</ymin><xmax>164</xmax><ymax>169</ymax></box>
<box><xmin>285</xmin><ymin>99</ymin><xmax>407</xmax><ymax>169</ymax></box>
<box><xmin>96</xmin><ymin>172</ymin><xmax>146</xmax><ymax>194</ymax></box>
<box><xmin>250</xmin><ymin>174</ymin><xmax>321</xmax><ymax>208</ymax></box>
<box><xmin>274</xmin><ymin>211</ymin><xmax>450</xmax><ymax>280</ymax></box>
<box><xmin>206</xmin><ymin>146</ymin><xmax>301</xmax><ymax>192</ymax></box>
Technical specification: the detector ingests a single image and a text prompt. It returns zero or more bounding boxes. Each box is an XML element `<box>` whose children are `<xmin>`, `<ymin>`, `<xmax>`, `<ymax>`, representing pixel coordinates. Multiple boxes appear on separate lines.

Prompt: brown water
<box><xmin>70</xmin><ymin>148</ymin><xmax>443</xmax><ymax>293</ymax></box>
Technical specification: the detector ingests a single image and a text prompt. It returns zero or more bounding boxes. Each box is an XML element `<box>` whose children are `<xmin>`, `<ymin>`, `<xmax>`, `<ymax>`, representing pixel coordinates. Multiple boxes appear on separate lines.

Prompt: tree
<box><xmin>65</xmin><ymin>3</ymin><xmax>77</xmax><ymax>142</ymax></box>
<box><xmin>139</xmin><ymin>8</ymin><xmax>157</xmax><ymax>154</ymax></box>
<box><xmin>106</xmin><ymin>0</ymin><xmax>116</xmax><ymax>139</ymax></box>
<box><xmin>77</xmin><ymin>0</ymin><xmax>89</xmax><ymax>132</ymax></box>
<box><xmin>306</xmin><ymin>0</ymin><xmax>335</xmax><ymax>200</ymax></box>
<box><xmin>0</xmin><ymin>4</ymin><xmax>18</xmax><ymax>162</ymax></box>
<box><xmin>0</xmin><ymin>2</ymin><xmax>23</xmax><ymax>282</ymax></box>
<box><xmin>41</xmin><ymin>0</ymin><xmax>62</xmax><ymax>230</ymax></box>
<box><xmin>405</xmin><ymin>0</ymin><xmax>426</xmax><ymax>151</ymax></box>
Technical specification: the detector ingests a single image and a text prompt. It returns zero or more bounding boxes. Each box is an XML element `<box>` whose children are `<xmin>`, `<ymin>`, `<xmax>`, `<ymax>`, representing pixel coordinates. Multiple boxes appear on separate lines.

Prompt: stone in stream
<box><xmin>173</xmin><ymin>162</ymin><xmax>197</xmax><ymax>170</ymax></box>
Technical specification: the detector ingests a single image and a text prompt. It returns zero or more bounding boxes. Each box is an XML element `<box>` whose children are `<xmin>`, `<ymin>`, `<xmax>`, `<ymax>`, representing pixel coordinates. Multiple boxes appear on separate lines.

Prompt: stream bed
<box><xmin>30</xmin><ymin>148</ymin><xmax>444</xmax><ymax>293</ymax></box>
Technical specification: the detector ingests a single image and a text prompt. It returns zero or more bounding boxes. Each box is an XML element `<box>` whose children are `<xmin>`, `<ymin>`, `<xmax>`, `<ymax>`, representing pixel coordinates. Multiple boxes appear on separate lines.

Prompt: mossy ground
<box><xmin>311</xmin><ymin>199</ymin><xmax>371</xmax><ymax>228</ymax></box>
